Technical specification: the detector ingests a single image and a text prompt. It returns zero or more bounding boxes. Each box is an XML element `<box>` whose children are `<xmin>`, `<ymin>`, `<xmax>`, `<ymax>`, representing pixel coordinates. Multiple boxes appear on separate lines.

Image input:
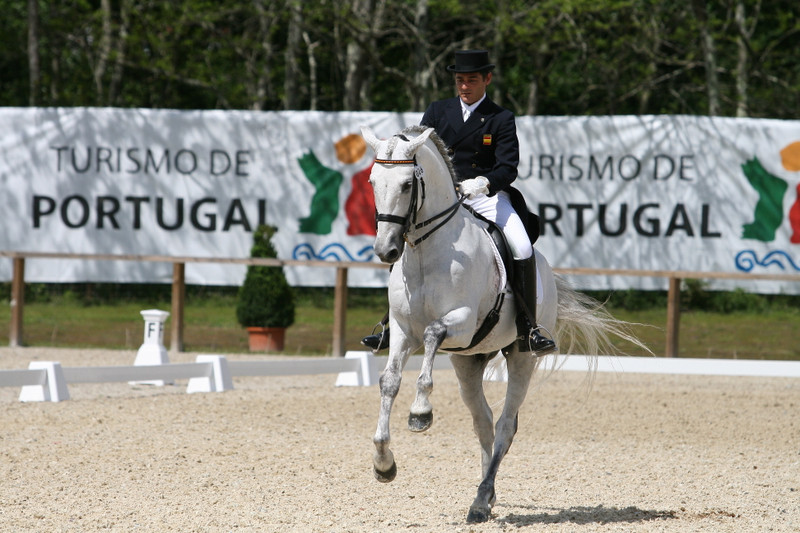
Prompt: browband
<box><xmin>374</xmin><ymin>158</ymin><xmax>415</xmax><ymax>165</ymax></box>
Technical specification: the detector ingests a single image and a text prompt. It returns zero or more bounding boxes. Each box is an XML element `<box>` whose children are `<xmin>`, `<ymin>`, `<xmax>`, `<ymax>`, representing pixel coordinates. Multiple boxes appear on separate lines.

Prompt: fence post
<box><xmin>665</xmin><ymin>277</ymin><xmax>681</xmax><ymax>357</ymax></box>
<box><xmin>9</xmin><ymin>257</ymin><xmax>25</xmax><ymax>347</ymax></box>
<box><xmin>332</xmin><ymin>267</ymin><xmax>348</xmax><ymax>357</ymax></box>
<box><xmin>171</xmin><ymin>262</ymin><xmax>185</xmax><ymax>352</ymax></box>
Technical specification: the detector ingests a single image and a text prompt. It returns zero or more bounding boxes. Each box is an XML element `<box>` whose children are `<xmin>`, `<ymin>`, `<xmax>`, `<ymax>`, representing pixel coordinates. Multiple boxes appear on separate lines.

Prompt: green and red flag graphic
<box><xmin>296</xmin><ymin>132</ymin><xmax>376</xmax><ymax>237</ymax></box>
<box><xmin>742</xmin><ymin>141</ymin><xmax>800</xmax><ymax>244</ymax></box>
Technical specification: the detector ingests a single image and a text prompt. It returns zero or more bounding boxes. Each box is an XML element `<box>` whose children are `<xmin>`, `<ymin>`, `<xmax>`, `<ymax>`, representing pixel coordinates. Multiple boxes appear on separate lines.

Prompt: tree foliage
<box><xmin>2</xmin><ymin>0</ymin><xmax>798</xmax><ymax>117</ymax></box>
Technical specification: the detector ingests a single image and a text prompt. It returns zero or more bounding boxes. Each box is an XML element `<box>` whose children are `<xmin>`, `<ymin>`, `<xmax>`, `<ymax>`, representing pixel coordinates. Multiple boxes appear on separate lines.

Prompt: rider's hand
<box><xmin>459</xmin><ymin>176</ymin><xmax>490</xmax><ymax>198</ymax></box>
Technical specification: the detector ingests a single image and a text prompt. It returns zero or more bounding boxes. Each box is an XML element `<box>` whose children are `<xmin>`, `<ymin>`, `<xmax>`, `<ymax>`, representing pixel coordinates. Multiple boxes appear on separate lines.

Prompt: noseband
<box><xmin>373</xmin><ymin>151</ymin><xmax>465</xmax><ymax>248</ymax></box>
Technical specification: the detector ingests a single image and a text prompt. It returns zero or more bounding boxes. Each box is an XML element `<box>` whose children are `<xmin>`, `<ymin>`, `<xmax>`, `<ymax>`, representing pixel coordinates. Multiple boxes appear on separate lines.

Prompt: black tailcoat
<box><xmin>420</xmin><ymin>96</ymin><xmax>519</xmax><ymax>196</ymax></box>
<box><xmin>420</xmin><ymin>96</ymin><xmax>539</xmax><ymax>243</ymax></box>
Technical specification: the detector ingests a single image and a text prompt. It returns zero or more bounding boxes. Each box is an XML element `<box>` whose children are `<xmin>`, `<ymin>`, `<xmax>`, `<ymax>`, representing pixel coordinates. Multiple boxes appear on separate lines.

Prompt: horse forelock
<box><xmin>384</xmin><ymin>135</ymin><xmax>401</xmax><ymax>158</ymax></box>
<box><xmin>398</xmin><ymin>125</ymin><xmax>458</xmax><ymax>186</ymax></box>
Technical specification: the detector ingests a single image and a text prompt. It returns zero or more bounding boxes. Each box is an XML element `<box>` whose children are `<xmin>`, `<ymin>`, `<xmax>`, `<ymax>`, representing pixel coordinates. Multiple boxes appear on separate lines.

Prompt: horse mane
<box><xmin>399</xmin><ymin>125</ymin><xmax>458</xmax><ymax>185</ymax></box>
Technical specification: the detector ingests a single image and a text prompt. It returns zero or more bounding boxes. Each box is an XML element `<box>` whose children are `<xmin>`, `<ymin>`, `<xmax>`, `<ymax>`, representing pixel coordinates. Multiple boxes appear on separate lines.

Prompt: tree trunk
<box><xmin>344</xmin><ymin>41</ymin><xmax>363</xmax><ymax>111</ymax></box>
<box><xmin>252</xmin><ymin>0</ymin><xmax>277</xmax><ymax>110</ymax></box>
<box><xmin>692</xmin><ymin>0</ymin><xmax>720</xmax><ymax>115</ymax></box>
<box><xmin>734</xmin><ymin>0</ymin><xmax>750</xmax><ymax>117</ymax></box>
<box><xmin>491</xmin><ymin>3</ymin><xmax>506</xmax><ymax>106</ymax></box>
<box><xmin>524</xmin><ymin>42</ymin><xmax>548</xmax><ymax>116</ymax></box>
<box><xmin>303</xmin><ymin>31</ymin><xmax>319</xmax><ymax>110</ymax></box>
<box><xmin>108</xmin><ymin>0</ymin><xmax>129</xmax><ymax>106</ymax></box>
<box><xmin>411</xmin><ymin>0</ymin><xmax>430</xmax><ymax>111</ymax></box>
<box><xmin>27</xmin><ymin>0</ymin><xmax>40</xmax><ymax>105</ymax></box>
<box><xmin>284</xmin><ymin>0</ymin><xmax>302</xmax><ymax>110</ymax></box>
<box><xmin>94</xmin><ymin>0</ymin><xmax>113</xmax><ymax>105</ymax></box>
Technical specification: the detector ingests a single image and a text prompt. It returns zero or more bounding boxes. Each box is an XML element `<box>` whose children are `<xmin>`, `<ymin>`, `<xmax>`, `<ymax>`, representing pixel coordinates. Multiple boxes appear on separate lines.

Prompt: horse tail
<box><xmin>553</xmin><ymin>275</ymin><xmax>652</xmax><ymax>360</ymax></box>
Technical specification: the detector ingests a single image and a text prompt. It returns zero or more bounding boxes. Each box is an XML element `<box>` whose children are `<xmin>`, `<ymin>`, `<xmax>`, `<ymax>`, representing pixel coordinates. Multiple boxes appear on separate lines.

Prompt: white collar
<box><xmin>461</xmin><ymin>93</ymin><xmax>486</xmax><ymax>115</ymax></box>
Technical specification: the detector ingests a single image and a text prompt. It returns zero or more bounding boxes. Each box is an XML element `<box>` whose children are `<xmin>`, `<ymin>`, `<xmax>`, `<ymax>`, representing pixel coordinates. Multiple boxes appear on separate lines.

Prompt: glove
<box><xmin>459</xmin><ymin>176</ymin><xmax>490</xmax><ymax>198</ymax></box>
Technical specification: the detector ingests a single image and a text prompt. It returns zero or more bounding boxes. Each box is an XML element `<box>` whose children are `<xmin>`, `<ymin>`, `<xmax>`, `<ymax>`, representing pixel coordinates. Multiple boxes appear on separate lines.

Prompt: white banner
<box><xmin>1</xmin><ymin>108</ymin><xmax>798</xmax><ymax>292</ymax></box>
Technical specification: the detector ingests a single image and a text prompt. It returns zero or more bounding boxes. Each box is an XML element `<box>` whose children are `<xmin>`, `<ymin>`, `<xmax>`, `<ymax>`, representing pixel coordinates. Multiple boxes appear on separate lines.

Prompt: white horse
<box><xmin>361</xmin><ymin>125</ymin><xmax>644</xmax><ymax>523</ymax></box>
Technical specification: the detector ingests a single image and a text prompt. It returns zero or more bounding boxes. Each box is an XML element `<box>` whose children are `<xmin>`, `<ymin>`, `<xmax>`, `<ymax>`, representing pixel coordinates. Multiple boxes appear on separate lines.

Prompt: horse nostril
<box><xmin>377</xmin><ymin>247</ymin><xmax>400</xmax><ymax>264</ymax></box>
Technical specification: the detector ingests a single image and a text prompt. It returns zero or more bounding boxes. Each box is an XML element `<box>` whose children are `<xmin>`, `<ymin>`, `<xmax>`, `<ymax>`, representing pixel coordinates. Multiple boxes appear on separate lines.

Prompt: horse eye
<box><xmin>401</xmin><ymin>180</ymin><xmax>412</xmax><ymax>193</ymax></box>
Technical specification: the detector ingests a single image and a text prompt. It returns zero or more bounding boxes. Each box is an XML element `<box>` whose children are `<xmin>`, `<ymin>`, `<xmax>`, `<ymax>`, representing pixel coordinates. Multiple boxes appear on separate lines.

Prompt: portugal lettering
<box><xmin>32</xmin><ymin>195</ymin><xmax>267</xmax><ymax>232</ymax></box>
<box><xmin>538</xmin><ymin>202</ymin><xmax>722</xmax><ymax>238</ymax></box>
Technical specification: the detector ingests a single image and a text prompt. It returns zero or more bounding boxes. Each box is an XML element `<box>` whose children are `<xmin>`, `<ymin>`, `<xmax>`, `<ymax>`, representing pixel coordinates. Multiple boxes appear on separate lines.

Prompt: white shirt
<box><xmin>461</xmin><ymin>94</ymin><xmax>486</xmax><ymax>122</ymax></box>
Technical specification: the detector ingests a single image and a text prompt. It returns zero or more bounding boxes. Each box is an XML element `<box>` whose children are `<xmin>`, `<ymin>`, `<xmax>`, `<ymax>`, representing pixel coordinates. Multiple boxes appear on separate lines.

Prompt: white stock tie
<box><xmin>463</xmin><ymin>107</ymin><xmax>470</xmax><ymax>122</ymax></box>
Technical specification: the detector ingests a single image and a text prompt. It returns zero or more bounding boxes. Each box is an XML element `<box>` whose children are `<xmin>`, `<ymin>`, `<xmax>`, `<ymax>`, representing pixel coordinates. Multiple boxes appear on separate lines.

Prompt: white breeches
<box><xmin>464</xmin><ymin>190</ymin><xmax>533</xmax><ymax>260</ymax></box>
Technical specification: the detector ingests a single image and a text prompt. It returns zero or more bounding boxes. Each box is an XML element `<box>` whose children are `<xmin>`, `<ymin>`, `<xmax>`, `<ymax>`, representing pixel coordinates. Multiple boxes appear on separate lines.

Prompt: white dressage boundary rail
<box><xmin>1</xmin><ymin>351</ymin><xmax>799</xmax><ymax>402</ymax></box>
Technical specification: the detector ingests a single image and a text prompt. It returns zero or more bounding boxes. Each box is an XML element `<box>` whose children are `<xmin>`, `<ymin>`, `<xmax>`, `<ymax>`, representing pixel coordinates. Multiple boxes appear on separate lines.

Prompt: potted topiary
<box><xmin>236</xmin><ymin>224</ymin><xmax>295</xmax><ymax>351</ymax></box>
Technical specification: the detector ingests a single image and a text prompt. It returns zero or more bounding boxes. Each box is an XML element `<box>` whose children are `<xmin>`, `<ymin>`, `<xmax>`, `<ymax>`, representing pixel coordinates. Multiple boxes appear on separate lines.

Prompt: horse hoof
<box><xmin>374</xmin><ymin>461</ymin><xmax>397</xmax><ymax>483</ymax></box>
<box><xmin>466</xmin><ymin>506</ymin><xmax>491</xmax><ymax>523</ymax></box>
<box><xmin>408</xmin><ymin>411</ymin><xmax>433</xmax><ymax>432</ymax></box>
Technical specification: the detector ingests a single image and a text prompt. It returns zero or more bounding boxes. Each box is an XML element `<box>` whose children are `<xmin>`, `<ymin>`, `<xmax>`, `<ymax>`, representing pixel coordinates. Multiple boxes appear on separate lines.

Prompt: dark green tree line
<box><xmin>1</xmin><ymin>0</ymin><xmax>798</xmax><ymax>117</ymax></box>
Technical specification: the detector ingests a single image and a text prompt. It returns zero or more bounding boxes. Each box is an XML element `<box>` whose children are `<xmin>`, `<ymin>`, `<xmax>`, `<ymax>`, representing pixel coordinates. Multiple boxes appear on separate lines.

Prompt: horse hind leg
<box><xmin>408</xmin><ymin>320</ymin><xmax>446</xmax><ymax>432</ymax></box>
<box><xmin>467</xmin><ymin>347</ymin><xmax>539</xmax><ymax>523</ymax></box>
<box><xmin>450</xmin><ymin>354</ymin><xmax>495</xmax><ymax>477</ymax></box>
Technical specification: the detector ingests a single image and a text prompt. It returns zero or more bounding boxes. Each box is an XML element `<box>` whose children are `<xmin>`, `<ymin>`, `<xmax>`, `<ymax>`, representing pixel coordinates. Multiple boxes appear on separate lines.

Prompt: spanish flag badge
<box><xmin>483</xmin><ymin>134</ymin><xmax>492</xmax><ymax>146</ymax></box>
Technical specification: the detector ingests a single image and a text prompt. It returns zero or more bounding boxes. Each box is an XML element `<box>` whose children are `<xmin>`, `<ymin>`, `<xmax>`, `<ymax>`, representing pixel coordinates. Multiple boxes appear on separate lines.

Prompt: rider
<box><xmin>362</xmin><ymin>49</ymin><xmax>556</xmax><ymax>355</ymax></box>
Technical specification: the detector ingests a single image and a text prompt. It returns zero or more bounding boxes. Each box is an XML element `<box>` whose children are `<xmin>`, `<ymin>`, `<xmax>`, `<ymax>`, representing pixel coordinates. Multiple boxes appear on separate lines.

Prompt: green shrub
<box><xmin>682</xmin><ymin>279</ymin><xmax>768</xmax><ymax>313</ymax></box>
<box><xmin>235</xmin><ymin>225</ymin><xmax>295</xmax><ymax>328</ymax></box>
<box><xmin>709</xmin><ymin>288</ymin><xmax>767</xmax><ymax>313</ymax></box>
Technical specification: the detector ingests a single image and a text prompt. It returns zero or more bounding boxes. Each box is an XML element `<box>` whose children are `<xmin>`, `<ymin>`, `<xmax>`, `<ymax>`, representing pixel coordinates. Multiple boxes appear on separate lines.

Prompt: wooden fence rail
<box><xmin>3</xmin><ymin>251</ymin><xmax>800</xmax><ymax>357</ymax></box>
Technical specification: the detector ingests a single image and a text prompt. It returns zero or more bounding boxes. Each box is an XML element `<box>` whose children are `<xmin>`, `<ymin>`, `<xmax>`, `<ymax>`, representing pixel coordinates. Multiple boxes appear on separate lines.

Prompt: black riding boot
<box><xmin>361</xmin><ymin>312</ymin><xmax>390</xmax><ymax>351</ymax></box>
<box><xmin>513</xmin><ymin>256</ymin><xmax>556</xmax><ymax>354</ymax></box>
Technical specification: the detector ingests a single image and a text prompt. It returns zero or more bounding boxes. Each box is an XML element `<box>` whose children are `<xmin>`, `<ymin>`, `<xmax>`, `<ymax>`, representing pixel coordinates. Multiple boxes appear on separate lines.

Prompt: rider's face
<box><xmin>455</xmin><ymin>72</ymin><xmax>492</xmax><ymax>105</ymax></box>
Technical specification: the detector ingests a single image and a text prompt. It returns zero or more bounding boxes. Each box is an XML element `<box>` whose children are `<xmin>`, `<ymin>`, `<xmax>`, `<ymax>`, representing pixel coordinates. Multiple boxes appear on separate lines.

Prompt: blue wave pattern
<box><xmin>293</xmin><ymin>242</ymin><xmax>375</xmax><ymax>262</ymax></box>
<box><xmin>735</xmin><ymin>250</ymin><xmax>800</xmax><ymax>272</ymax></box>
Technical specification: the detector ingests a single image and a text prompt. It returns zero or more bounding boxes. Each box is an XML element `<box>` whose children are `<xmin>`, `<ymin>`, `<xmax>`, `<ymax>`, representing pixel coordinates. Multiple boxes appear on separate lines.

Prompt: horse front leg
<box><xmin>467</xmin><ymin>348</ymin><xmax>539</xmax><ymax>523</ymax></box>
<box><xmin>408</xmin><ymin>320</ymin><xmax>447</xmax><ymax>432</ymax></box>
<box><xmin>373</xmin><ymin>333</ymin><xmax>415</xmax><ymax>483</ymax></box>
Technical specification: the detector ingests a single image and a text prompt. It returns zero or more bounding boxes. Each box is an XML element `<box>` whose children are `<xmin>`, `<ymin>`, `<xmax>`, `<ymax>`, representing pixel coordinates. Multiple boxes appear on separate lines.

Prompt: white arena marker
<box><xmin>131</xmin><ymin>309</ymin><xmax>172</xmax><ymax>386</ymax></box>
<box><xmin>187</xmin><ymin>355</ymin><xmax>234</xmax><ymax>393</ymax></box>
<box><xmin>19</xmin><ymin>361</ymin><xmax>70</xmax><ymax>402</ymax></box>
<box><xmin>336</xmin><ymin>351</ymin><xmax>380</xmax><ymax>386</ymax></box>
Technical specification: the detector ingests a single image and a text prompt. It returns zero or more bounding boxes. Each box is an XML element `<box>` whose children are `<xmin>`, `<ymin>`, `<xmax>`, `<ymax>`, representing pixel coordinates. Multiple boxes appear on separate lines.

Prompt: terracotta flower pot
<box><xmin>246</xmin><ymin>326</ymin><xmax>286</xmax><ymax>352</ymax></box>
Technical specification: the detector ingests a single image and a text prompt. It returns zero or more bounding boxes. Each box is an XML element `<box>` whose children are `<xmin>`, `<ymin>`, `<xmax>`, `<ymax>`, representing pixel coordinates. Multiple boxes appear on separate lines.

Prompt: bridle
<box><xmin>373</xmin><ymin>152</ymin><xmax>466</xmax><ymax>248</ymax></box>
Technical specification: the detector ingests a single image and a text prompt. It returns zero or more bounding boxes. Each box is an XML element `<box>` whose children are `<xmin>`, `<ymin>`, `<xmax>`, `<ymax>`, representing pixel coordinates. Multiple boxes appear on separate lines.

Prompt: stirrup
<box><xmin>519</xmin><ymin>326</ymin><xmax>556</xmax><ymax>355</ymax></box>
<box><xmin>361</xmin><ymin>324</ymin><xmax>390</xmax><ymax>352</ymax></box>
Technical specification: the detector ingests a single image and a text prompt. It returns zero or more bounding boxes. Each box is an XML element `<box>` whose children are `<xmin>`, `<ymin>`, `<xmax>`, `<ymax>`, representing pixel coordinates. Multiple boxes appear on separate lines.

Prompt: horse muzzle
<box><xmin>373</xmin><ymin>229</ymin><xmax>405</xmax><ymax>264</ymax></box>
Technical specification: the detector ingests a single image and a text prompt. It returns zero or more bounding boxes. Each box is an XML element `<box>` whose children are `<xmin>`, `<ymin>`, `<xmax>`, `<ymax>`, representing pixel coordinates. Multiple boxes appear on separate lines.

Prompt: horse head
<box><xmin>361</xmin><ymin>126</ymin><xmax>434</xmax><ymax>263</ymax></box>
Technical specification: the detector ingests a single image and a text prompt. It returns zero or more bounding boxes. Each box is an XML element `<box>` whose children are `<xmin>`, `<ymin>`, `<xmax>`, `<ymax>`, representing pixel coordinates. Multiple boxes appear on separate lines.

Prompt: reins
<box><xmin>373</xmin><ymin>154</ymin><xmax>466</xmax><ymax>248</ymax></box>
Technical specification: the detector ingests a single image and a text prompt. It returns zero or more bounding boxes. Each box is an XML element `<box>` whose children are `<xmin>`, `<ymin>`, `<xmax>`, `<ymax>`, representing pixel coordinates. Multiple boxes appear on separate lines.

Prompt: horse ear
<box><xmin>408</xmin><ymin>127</ymin><xmax>434</xmax><ymax>153</ymax></box>
<box><xmin>360</xmin><ymin>126</ymin><xmax>381</xmax><ymax>153</ymax></box>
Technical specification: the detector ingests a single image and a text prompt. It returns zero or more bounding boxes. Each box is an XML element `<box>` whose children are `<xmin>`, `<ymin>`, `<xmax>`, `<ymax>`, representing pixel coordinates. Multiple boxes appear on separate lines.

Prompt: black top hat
<box><xmin>447</xmin><ymin>50</ymin><xmax>495</xmax><ymax>73</ymax></box>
